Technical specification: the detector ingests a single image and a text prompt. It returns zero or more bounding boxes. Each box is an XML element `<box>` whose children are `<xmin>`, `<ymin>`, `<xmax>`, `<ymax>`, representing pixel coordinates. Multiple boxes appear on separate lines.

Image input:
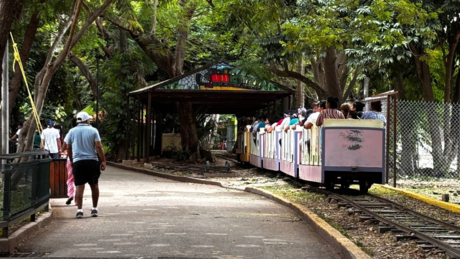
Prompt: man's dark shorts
<box><xmin>73</xmin><ymin>160</ymin><xmax>100</xmax><ymax>186</ymax></box>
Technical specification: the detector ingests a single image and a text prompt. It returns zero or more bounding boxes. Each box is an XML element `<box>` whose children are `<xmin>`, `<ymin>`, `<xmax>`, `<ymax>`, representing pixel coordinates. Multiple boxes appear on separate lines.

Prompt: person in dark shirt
<box><xmin>33</xmin><ymin>130</ymin><xmax>41</xmax><ymax>148</ymax></box>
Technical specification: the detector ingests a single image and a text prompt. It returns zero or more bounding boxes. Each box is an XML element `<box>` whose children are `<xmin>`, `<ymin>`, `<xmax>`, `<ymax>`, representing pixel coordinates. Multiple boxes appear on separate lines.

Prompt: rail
<box><xmin>329</xmin><ymin>191</ymin><xmax>460</xmax><ymax>257</ymax></box>
<box><xmin>0</xmin><ymin>150</ymin><xmax>51</xmax><ymax>238</ymax></box>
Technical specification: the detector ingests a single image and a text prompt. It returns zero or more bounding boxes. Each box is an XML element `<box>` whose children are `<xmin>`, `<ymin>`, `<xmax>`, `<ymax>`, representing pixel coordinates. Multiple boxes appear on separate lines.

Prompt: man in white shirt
<box><xmin>10</xmin><ymin>122</ymin><xmax>23</xmax><ymax>140</ymax></box>
<box><xmin>41</xmin><ymin>120</ymin><xmax>61</xmax><ymax>158</ymax></box>
<box><xmin>304</xmin><ymin>101</ymin><xmax>325</xmax><ymax>130</ymax></box>
<box><xmin>303</xmin><ymin>101</ymin><xmax>325</xmax><ymax>154</ymax></box>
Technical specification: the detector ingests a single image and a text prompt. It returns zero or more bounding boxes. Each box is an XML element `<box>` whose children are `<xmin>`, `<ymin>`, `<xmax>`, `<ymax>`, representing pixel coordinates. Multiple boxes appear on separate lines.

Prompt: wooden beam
<box><xmin>146</xmin><ymin>92</ymin><xmax>151</xmax><ymax>163</ymax></box>
<box><xmin>137</xmin><ymin>98</ymin><xmax>141</xmax><ymax>162</ymax></box>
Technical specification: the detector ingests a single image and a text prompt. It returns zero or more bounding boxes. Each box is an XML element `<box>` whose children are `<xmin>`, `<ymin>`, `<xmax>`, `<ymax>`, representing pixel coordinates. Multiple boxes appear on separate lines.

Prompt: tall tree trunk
<box><xmin>0</xmin><ymin>0</ymin><xmax>23</xmax><ymax>85</ymax></box>
<box><xmin>208</xmin><ymin>114</ymin><xmax>219</xmax><ymax>148</ymax></box>
<box><xmin>411</xmin><ymin>43</ymin><xmax>447</xmax><ymax>175</ymax></box>
<box><xmin>174</xmin><ymin>0</ymin><xmax>195</xmax><ymax>76</ymax></box>
<box><xmin>443</xmin><ymin>21</ymin><xmax>460</xmax><ymax>103</ymax></box>
<box><xmin>8</xmin><ymin>10</ymin><xmax>41</xmax><ymax>115</ymax></box>
<box><xmin>324</xmin><ymin>47</ymin><xmax>342</xmax><ymax>102</ymax></box>
<box><xmin>12</xmin><ymin>0</ymin><xmax>114</xmax><ymax>187</ymax></box>
<box><xmin>396</xmin><ymin>76</ymin><xmax>417</xmax><ymax>176</ymax></box>
<box><xmin>176</xmin><ymin>101</ymin><xmax>200</xmax><ymax>158</ymax></box>
<box><xmin>296</xmin><ymin>58</ymin><xmax>304</xmax><ymax>108</ymax></box>
<box><xmin>395</xmin><ymin>73</ymin><xmax>406</xmax><ymax>100</ymax></box>
<box><xmin>310</xmin><ymin>57</ymin><xmax>326</xmax><ymax>91</ymax></box>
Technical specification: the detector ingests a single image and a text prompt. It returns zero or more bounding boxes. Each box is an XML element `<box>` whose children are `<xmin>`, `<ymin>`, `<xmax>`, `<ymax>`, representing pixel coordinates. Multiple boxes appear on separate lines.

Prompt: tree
<box><xmin>17</xmin><ymin>0</ymin><xmax>115</xmax><ymax>153</ymax></box>
<box><xmin>104</xmin><ymin>0</ymin><xmax>222</xmax><ymax>160</ymax></box>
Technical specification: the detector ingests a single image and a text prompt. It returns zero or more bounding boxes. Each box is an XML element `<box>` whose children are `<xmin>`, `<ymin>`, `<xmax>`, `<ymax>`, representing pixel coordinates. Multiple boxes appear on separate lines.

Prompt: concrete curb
<box><xmin>377</xmin><ymin>184</ymin><xmax>460</xmax><ymax>214</ymax></box>
<box><xmin>108</xmin><ymin>162</ymin><xmax>370</xmax><ymax>259</ymax></box>
<box><xmin>245</xmin><ymin>187</ymin><xmax>372</xmax><ymax>259</ymax></box>
<box><xmin>107</xmin><ymin>162</ymin><xmax>223</xmax><ymax>187</ymax></box>
<box><xmin>0</xmin><ymin>206</ymin><xmax>53</xmax><ymax>254</ymax></box>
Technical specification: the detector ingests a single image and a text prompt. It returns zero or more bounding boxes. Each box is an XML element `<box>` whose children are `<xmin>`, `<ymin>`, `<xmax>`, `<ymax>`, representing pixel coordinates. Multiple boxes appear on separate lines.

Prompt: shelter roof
<box><xmin>130</xmin><ymin>60</ymin><xmax>294</xmax><ymax>114</ymax></box>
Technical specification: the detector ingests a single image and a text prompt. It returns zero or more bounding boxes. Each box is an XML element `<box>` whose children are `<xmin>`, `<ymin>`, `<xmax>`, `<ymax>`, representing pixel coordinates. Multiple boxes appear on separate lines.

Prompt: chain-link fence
<box><xmin>363</xmin><ymin>98</ymin><xmax>460</xmax><ymax>186</ymax></box>
<box><xmin>395</xmin><ymin>101</ymin><xmax>459</xmax><ymax>180</ymax></box>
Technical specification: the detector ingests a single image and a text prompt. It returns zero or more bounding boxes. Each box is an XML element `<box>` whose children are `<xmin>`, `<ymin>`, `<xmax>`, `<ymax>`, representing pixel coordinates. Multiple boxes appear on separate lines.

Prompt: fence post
<box><xmin>393</xmin><ymin>95</ymin><xmax>397</xmax><ymax>188</ymax></box>
<box><xmin>386</xmin><ymin>96</ymin><xmax>390</xmax><ymax>184</ymax></box>
<box><xmin>2</xmin><ymin>170</ymin><xmax>11</xmax><ymax>238</ymax></box>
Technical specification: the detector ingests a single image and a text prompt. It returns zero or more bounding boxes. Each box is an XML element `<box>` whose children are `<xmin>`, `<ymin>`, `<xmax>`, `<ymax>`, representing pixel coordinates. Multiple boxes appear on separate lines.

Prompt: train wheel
<box><xmin>359</xmin><ymin>181</ymin><xmax>370</xmax><ymax>194</ymax></box>
<box><xmin>325</xmin><ymin>181</ymin><xmax>335</xmax><ymax>191</ymax></box>
<box><xmin>340</xmin><ymin>183</ymin><xmax>350</xmax><ymax>189</ymax></box>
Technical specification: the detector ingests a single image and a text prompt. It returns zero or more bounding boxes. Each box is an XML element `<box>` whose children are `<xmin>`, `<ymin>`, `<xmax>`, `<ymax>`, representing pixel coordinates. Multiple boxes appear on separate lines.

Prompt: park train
<box><xmin>235</xmin><ymin>119</ymin><xmax>386</xmax><ymax>193</ymax></box>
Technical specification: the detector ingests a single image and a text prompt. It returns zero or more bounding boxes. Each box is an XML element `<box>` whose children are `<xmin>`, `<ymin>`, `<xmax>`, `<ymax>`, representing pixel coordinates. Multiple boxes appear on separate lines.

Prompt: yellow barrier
<box><xmin>376</xmin><ymin>185</ymin><xmax>460</xmax><ymax>214</ymax></box>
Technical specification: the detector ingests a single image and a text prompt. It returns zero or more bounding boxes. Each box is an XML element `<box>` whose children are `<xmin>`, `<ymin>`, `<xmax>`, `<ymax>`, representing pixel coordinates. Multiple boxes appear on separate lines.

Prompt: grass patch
<box><xmin>261</xmin><ymin>185</ymin><xmax>324</xmax><ymax>204</ymax></box>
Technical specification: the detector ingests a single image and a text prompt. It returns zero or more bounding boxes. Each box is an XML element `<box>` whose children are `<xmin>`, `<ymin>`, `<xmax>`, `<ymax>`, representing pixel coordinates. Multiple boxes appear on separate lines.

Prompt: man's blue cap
<box><xmin>48</xmin><ymin>120</ymin><xmax>54</xmax><ymax>125</ymax></box>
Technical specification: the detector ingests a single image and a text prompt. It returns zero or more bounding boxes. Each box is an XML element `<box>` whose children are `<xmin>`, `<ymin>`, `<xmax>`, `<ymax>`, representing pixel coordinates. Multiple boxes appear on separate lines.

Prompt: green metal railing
<box><xmin>0</xmin><ymin>150</ymin><xmax>50</xmax><ymax>238</ymax></box>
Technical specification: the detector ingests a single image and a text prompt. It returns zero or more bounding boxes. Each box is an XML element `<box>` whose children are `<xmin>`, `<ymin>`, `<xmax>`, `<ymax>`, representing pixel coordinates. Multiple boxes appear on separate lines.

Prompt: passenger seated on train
<box><xmin>303</xmin><ymin>100</ymin><xmax>325</xmax><ymax>154</ymax></box>
<box><xmin>280</xmin><ymin>111</ymin><xmax>291</xmax><ymax>129</ymax></box>
<box><xmin>340</xmin><ymin>103</ymin><xmax>351</xmax><ymax>118</ymax></box>
<box><xmin>361</xmin><ymin>100</ymin><xmax>386</xmax><ymax>126</ymax></box>
<box><xmin>304</xmin><ymin>100</ymin><xmax>325</xmax><ymax>130</ymax></box>
<box><xmin>348</xmin><ymin>110</ymin><xmax>359</xmax><ymax>119</ymax></box>
<box><xmin>297</xmin><ymin>108</ymin><xmax>307</xmax><ymax>126</ymax></box>
<box><xmin>266</xmin><ymin>116</ymin><xmax>281</xmax><ymax>133</ymax></box>
<box><xmin>252</xmin><ymin>115</ymin><xmax>267</xmax><ymax>137</ymax></box>
<box><xmin>292</xmin><ymin>108</ymin><xmax>311</xmax><ymax>129</ymax></box>
<box><xmin>316</xmin><ymin>97</ymin><xmax>345</xmax><ymax>127</ymax></box>
<box><xmin>288</xmin><ymin>113</ymin><xmax>299</xmax><ymax>131</ymax></box>
<box><xmin>285</xmin><ymin>112</ymin><xmax>298</xmax><ymax>132</ymax></box>
<box><xmin>351</xmin><ymin>100</ymin><xmax>365</xmax><ymax>118</ymax></box>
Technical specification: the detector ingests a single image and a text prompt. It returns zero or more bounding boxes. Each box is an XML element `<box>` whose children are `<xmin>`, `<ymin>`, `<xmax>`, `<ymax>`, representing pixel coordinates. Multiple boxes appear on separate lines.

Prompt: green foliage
<box><xmin>99</xmin><ymin>40</ymin><xmax>156</xmax><ymax>157</ymax></box>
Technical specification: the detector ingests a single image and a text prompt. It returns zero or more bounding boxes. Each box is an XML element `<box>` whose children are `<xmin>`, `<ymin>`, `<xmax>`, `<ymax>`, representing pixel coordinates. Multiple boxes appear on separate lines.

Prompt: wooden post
<box><xmin>137</xmin><ymin>98</ymin><xmax>141</xmax><ymax>162</ymax></box>
<box><xmin>146</xmin><ymin>92</ymin><xmax>152</xmax><ymax>163</ymax></box>
<box><xmin>142</xmin><ymin>102</ymin><xmax>146</xmax><ymax>160</ymax></box>
<box><xmin>126</xmin><ymin>95</ymin><xmax>130</xmax><ymax>160</ymax></box>
<box><xmin>283</xmin><ymin>97</ymin><xmax>289</xmax><ymax>113</ymax></box>
<box><xmin>154</xmin><ymin>110</ymin><xmax>163</xmax><ymax>155</ymax></box>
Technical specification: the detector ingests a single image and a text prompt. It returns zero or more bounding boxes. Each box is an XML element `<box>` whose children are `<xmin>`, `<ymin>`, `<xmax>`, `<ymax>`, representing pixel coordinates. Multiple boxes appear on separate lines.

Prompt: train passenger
<box><xmin>280</xmin><ymin>111</ymin><xmax>291</xmax><ymax>129</ymax></box>
<box><xmin>316</xmin><ymin>97</ymin><xmax>345</xmax><ymax>127</ymax></box>
<box><xmin>361</xmin><ymin>101</ymin><xmax>386</xmax><ymax>126</ymax></box>
<box><xmin>340</xmin><ymin>103</ymin><xmax>351</xmax><ymax>118</ymax></box>
<box><xmin>266</xmin><ymin>116</ymin><xmax>281</xmax><ymax>133</ymax></box>
<box><xmin>284</xmin><ymin>112</ymin><xmax>297</xmax><ymax>132</ymax></box>
<box><xmin>311</xmin><ymin>102</ymin><xmax>318</xmax><ymax>112</ymax></box>
<box><xmin>352</xmin><ymin>101</ymin><xmax>365</xmax><ymax>118</ymax></box>
<box><xmin>252</xmin><ymin>115</ymin><xmax>267</xmax><ymax>137</ymax></box>
<box><xmin>287</xmin><ymin>113</ymin><xmax>299</xmax><ymax>131</ymax></box>
<box><xmin>303</xmin><ymin>100</ymin><xmax>326</xmax><ymax>154</ymax></box>
<box><xmin>348</xmin><ymin>110</ymin><xmax>359</xmax><ymax>119</ymax></box>
<box><xmin>297</xmin><ymin>108</ymin><xmax>307</xmax><ymax>126</ymax></box>
<box><xmin>304</xmin><ymin>100</ymin><xmax>325</xmax><ymax>129</ymax></box>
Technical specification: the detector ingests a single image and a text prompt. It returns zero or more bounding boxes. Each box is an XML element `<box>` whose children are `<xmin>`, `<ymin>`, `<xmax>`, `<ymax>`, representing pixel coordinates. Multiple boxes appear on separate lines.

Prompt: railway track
<box><xmin>307</xmin><ymin>186</ymin><xmax>460</xmax><ymax>258</ymax></box>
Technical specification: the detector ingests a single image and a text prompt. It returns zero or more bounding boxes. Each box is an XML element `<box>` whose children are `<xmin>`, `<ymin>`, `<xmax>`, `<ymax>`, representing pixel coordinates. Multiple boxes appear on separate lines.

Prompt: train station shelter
<box><xmin>129</xmin><ymin>60</ymin><xmax>295</xmax><ymax>160</ymax></box>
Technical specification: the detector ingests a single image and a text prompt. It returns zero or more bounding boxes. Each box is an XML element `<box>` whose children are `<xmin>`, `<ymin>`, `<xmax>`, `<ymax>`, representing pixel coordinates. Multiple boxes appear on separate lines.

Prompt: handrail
<box><xmin>0</xmin><ymin>150</ymin><xmax>50</xmax><ymax>159</ymax></box>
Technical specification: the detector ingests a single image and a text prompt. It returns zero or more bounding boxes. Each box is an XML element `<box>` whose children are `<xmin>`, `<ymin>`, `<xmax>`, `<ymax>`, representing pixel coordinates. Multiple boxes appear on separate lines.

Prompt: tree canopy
<box><xmin>1</xmin><ymin>0</ymin><xmax>460</xmax><ymax>159</ymax></box>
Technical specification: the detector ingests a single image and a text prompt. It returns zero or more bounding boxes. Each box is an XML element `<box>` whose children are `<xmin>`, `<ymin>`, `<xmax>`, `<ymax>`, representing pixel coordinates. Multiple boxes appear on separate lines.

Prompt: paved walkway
<box><xmin>18</xmin><ymin>166</ymin><xmax>338</xmax><ymax>259</ymax></box>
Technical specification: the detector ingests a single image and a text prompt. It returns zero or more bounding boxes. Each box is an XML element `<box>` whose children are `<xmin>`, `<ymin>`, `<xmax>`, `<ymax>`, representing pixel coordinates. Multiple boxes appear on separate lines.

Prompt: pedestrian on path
<box><xmin>10</xmin><ymin>122</ymin><xmax>23</xmax><ymax>140</ymax></box>
<box><xmin>61</xmin><ymin>119</ymin><xmax>77</xmax><ymax>205</ymax></box>
<box><xmin>41</xmin><ymin>120</ymin><xmax>61</xmax><ymax>158</ymax></box>
<box><xmin>64</xmin><ymin>111</ymin><xmax>106</xmax><ymax>218</ymax></box>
